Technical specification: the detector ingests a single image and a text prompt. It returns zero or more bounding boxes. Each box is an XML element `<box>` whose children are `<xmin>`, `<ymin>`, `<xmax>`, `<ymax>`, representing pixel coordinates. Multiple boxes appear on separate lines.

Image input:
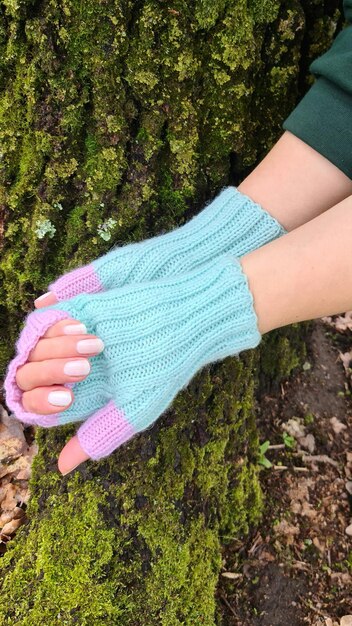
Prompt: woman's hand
<box><xmin>15</xmin><ymin>317</ymin><xmax>104</xmax><ymax>473</ymax></box>
<box><xmin>5</xmin><ymin>254</ymin><xmax>261</xmax><ymax>478</ymax></box>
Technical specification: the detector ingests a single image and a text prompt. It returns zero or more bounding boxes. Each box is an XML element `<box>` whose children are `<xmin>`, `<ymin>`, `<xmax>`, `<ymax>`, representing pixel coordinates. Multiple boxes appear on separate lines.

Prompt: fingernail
<box><xmin>76</xmin><ymin>338</ymin><xmax>104</xmax><ymax>355</ymax></box>
<box><xmin>48</xmin><ymin>391</ymin><xmax>72</xmax><ymax>407</ymax></box>
<box><xmin>34</xmin><ymin>292</ymin><xmax>51</xmax><ymax>303</ymax></box>
<box><xmin>63</xmin><ymin>323</ymin><xmax>87</xmax><ymax>335</ymax></box>
<box><xmin>61</xmin><ymin>461</ymin><xmax>83</xmax><ymax>476</ymax></box>
<box><xmin>63</xmin><ymin>360</ymin><xmax>91</xmax><ymax>376</ymax></box>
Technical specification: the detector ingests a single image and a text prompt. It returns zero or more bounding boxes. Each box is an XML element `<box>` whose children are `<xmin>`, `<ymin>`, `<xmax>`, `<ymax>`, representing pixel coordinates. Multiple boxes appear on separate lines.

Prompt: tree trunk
<box><xmin>0</xmin><ymin>1</ymin><xmax>343</xmax><ymax>624</ymax></box>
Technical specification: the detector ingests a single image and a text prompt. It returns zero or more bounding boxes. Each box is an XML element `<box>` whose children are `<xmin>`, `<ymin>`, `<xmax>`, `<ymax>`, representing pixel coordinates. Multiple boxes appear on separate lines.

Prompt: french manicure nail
<box><xmin>63</xmin><ymin>323</ymin><xmax>87</xmax><ymax>335</ymax></box>
<box><xmin>34</xmin><ymin>292</ymin><xmax>51</xmax><ymax>303</ymax></box>
<box><xmin>76</xmin><ymin>338</ymin><xmax>104</xmax><ymax>355</ymax></box>
<box><xmin>48</xmin><ymin>391</ymin><xmax>72</xmax><ymax>407</ymax></box>
<box><xmin>63</xmin><ymin>360</ymin><xmax>91</xmax><ymax>376</ymax></box>
<box><xmin>61</xmin><ymin>461</ymin><xmax>83</xmax><ymax>476</ymax></box>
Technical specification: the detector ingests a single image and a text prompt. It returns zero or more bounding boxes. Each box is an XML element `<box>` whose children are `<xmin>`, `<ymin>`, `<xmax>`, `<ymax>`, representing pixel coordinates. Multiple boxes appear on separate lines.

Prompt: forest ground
<box><xmin>1</xmin><ymin>318</ymin><xmax>352</xmax><ymax>625</ymax></box>
<box><xmin>218</xmin><ymin>318</ymin><xmax>352</xmax><ymax>626</ymax></box>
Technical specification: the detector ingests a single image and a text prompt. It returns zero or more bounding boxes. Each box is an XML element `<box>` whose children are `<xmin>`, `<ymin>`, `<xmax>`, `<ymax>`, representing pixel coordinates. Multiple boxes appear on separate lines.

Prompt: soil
<box><xmin>218</xmin><ymin>320</ymin><xmax>352</xmax><ymax>626</ymax></box>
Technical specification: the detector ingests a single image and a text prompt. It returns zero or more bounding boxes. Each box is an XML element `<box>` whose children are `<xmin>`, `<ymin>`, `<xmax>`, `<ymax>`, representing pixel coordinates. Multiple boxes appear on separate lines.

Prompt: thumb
<box><xmin>57</xmin><ymin>435</ymin><xmax>90</xmax><ymax>475</ymax></box>
<box><xmin>34</xmin><ymin>292</ymin><xmax>58</xmax><ymax>308</ymax></box>
<box><xmin>57</xmin><ymin>400</ymin><xmax>136</xmax><ymax>474</ymax></box>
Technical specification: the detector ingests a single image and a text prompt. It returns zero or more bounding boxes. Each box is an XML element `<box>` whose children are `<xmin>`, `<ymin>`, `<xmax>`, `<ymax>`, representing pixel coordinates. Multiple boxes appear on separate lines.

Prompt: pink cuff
<box><xmin>49</xmin><ymin>263</ymin><xmax>103</xmax><ymax>301</ymax></box>
<box><xmin>4</xmin><ymin>309</ymin><xmax>72</xmax><ymax>426</ymax></box>
<box><xmin>77</xmin><ymin>400</ymin><xmax>136</xmax><ymax>460</ymax></box>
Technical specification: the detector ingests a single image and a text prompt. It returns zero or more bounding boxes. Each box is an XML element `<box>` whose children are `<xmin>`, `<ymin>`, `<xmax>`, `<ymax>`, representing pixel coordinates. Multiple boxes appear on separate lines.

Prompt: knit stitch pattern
<box><xmin>49</xmin><ymin>186</ymin><xmax>286</xmax><ymax>301</ymax></box>
<box><xmin>5</xmin><ymin>254</ymin><xmax>262</xmax><ymax>460</ymax></box>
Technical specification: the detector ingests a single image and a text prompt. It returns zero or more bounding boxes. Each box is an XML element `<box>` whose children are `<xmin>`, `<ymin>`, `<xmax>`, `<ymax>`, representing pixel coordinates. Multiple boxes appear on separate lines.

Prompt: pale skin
<box><xmin>16</xmin><ymin>130</ymin><xmax>352</xmax><ymax>474</ymax></box>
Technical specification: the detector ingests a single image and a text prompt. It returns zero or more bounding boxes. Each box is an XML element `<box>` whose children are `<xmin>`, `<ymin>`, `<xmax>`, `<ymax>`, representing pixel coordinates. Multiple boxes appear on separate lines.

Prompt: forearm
<box><xmin>238</xmin><ymin>130</ymin><xmax>352</xmax><ymax>232</ymax></box>
<box><xmin>242</xmin><ymin>193</ymin><xmax>352</xmax><ymax>334</ymax></box>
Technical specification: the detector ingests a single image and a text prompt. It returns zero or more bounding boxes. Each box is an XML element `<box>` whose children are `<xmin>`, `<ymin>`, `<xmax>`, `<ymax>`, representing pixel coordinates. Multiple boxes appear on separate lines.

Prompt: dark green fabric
<box><xmin>283</xmin><ymin>0</ymin><xmax>352</xmax><ymax>179</ymax></box>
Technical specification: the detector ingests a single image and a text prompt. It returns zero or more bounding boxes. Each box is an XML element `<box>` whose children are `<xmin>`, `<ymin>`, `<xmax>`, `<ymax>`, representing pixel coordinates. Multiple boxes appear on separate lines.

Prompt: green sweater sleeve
<box><xmin>282</xmin><ymin>1</ymin><xmax>352</xmax><ymax>180</ymax></box>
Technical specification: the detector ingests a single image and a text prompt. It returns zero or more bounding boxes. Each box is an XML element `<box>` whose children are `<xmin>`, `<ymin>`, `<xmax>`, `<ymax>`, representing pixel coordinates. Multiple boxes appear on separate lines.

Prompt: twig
<box><xmin>248</xmin><ymin>531</ymin><xmax>263</xmax><ymax>555</ymax></box>
<box><xmin>327</xmin><ymin>548</ymin><xmax>331</xmax><ymax>568</ymax></box>
<box><xmin>298</xmin><ymin>596</ymin><xmax>330</xmax><ymax>619</ymax></box>
<box><xmin>291</xmin><ymin>560</ymin><xmax>312</xmax><ymax>572</ymax></box>
<box><xmin>268</xmin><ymin>444</ymin><xmax>285</xmax><ymax>450</ymax></box>
<box><xmin>272</xmin><ymin>465</ymin><xmax>310</xmax><ymax>472</ymax></box>
<box><xmin>219</xmin><ymin>593</ymin><xmax>238</xmax><ymax>618</ymax></box>
<box><xmin>294</xmin><ymin>452</ymin><xmax>339</xmax><ymax>468</ymax></box>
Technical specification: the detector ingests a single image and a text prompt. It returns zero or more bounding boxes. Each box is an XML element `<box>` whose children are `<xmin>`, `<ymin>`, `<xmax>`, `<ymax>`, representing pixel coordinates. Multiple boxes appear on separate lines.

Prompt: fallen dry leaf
<box><xmin>257</xmin><ymin>548</ymin><xmax>276</xmax><ymax>563</ymax></box>
<box><xmin>299</xmin><ymin>433</ymin><xmax>316</xmax><ymax>453</ymax></box>
<box><xmin>1</xmin><ymin>482</ymin><xmax>19</xmax><ymax>512</ymax></box>
<box><xmin>330</xmin><ymin>416</ymin><xmax>347</xmax><ymax>435</ymax></box>
<box><xmin>312</xmin><ymin>536</ymin><xmax>325</xmax><ymax>553</ymax></box>
<box><xmin>323</xmin><ymin>311</ymin><xmax>352</xmax><ymax>332</ymax></box>
<box><xmin>0</xmin><ymin>406</ymin><xmax>28</xmax><ymax>469</ymax></box>
<box><xmin>340</xmin><ymin>351</ymin><xmax>352</xmax><ymax>376</ymax></box>
<box><xmin>0</xmin><ymin>516</ymin><xmax>23</xmax><ymax>537</ymax></box>
<box><xmin>330</xmin><ymin>572</ymin><xmax>352</xmax><ymax>585</ymax></box>
<box><xmin>273</xmin><ymin>519</ymin><xmax>300</xmax><ymax>545</ymax></box>
<box><xmin>0</xmin><ymin>404</ymin><xmax>37</xmax><ymax>539</ymax></box>
<box><xmin>0</xmin><ymin>454</ymin><xmax>31</xmax><ymax>480</ymax></box>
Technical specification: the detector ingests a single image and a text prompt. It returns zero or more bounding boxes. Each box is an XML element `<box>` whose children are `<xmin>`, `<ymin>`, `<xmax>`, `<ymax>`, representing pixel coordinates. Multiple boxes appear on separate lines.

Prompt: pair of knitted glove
<box><xmin>4</xmin><ymin>187</ymin><xmax>286</xmax><ymax>461</ymax></box>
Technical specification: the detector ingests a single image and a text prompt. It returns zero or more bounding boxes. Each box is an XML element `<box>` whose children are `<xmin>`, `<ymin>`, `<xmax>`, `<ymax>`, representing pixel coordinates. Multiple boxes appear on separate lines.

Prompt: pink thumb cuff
<box><xmin>4</xmin><ymin>309</ymin><xmax>71</xmax><ymax>426</ymax></box>
<box><xmin>77</xmin><ymin>400</ymin><xmax>136</xmax><ymax>460</ymax></box>
<box><xmin>49</xmin><ymin>264</ymin><xmax>103</xmax><ymax>301</ymax></box>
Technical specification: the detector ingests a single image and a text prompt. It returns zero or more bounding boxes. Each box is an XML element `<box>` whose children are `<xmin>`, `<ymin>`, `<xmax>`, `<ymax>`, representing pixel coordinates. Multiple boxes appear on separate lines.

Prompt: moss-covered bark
<box><xmin>0</xmin><ymin>0</ymin><xmax>344</xmax><ymax>624</ymax></box>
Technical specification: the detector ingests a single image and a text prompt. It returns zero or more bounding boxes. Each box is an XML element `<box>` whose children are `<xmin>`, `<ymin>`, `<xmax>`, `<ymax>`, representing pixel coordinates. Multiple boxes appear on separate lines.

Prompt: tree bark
<box><xmin>0</xmin><ymin>1</ymin><xmax>343</xmax><ymax>624</ymax></box>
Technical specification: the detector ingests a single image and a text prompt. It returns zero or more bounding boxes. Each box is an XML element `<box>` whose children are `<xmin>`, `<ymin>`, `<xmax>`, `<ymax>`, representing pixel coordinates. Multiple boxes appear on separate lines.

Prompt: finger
<box><xmin>22</xmin><ymin>385</ymin><xmax>74</xmax><ymax>414</ymax></box>
<box><xmin>42</xmin><ymin>318</ymin><xmax>88</xmax><ymax>339</ymax></box>
<box><xmin>4</xmin><ymin>308</ymin><xmax>77</xmax><ymax>427</ymax></box>
<box><xmin>28</xmin><ymin>335</ymin><xmax>104</xmax><ymax>362</ymax></box>
<box><xmin>16</xmin><ymin>357</ymin><xmax>91</xmax><ymax>391</ymax></box>
<box><xmin>58</xmin><ymin>400</ymin><xmax>136</xmax><ymax>475</ymax></box>
<box><xmin>34</xmin><ymin>292</ymin><xmax>57</xmax><ymax>308</ymax></box>
<box><xmin>57</xmin><ymin>435</ymin><xmax>90</xmax><ymax>475</ymax></box>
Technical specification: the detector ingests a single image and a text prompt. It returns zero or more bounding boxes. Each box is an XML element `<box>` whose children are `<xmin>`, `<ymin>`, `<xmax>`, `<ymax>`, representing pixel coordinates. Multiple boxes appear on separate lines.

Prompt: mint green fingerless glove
<box><xmin>49</xmin><ymin>186</ymin><xmax>286</xmax><ymax>301</ymax></box>
<box><xmin>5</xmin><ymin>254</ymin><xmax>262</xmax><ymax>461</ymax></box>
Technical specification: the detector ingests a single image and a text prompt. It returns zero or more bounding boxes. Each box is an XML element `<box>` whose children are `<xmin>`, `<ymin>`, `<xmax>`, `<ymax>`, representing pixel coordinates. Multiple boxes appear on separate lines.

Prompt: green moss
<box><xmin>224</xmin><ymin>461</ymin><xmax>263</xmax><ymax>539</ymax></box>
<box><xmin>259</xmin><ymin>324</ymin><xmax>309</xmax><ymax>386</ymax></box>
<box><xmin>0</xmin><ymin>479</ymin><xmax>126</xmax><ymax>624</ymax></box>
<box><xmin>0</xmin><ymin>354</ymin><xmax>268</xmax><ymax>625</ymax></box>
<box><xmin>307</xmin><ymin>8</ymin><xmax>342</xmax><ymax>64</ymax></box>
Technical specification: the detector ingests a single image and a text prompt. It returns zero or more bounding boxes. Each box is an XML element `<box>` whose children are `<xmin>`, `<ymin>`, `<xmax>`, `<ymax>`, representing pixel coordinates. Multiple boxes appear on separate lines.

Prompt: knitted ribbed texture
<box><xmin>49</xmin><ymin>186</ymin><xmax>286</xmax><ymax>301</ymax></box>
<box><xmin>5</xmin><ymin>254</ymin><xmax>262</xmax><ymax>460</ymax></box>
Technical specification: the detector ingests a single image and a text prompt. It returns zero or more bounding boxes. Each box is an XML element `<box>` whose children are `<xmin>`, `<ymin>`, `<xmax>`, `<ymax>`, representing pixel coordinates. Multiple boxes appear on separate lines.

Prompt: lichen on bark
<box><xmin>0</xmin><ymin>0</ymin><xmax>344</xmax><ymax>624</ymax></box>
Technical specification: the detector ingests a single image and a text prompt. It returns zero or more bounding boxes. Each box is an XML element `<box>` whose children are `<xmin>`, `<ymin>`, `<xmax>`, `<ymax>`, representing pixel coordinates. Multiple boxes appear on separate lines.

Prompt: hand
<box><xmin>13</xmin><ymin>317</ymin><xmax>104</xmax><ymax>474</ymax></box>
<box><xmin>5</xmin><ymin>255</ymin><xmax>261</xmax><ymax>477</ymax></box>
